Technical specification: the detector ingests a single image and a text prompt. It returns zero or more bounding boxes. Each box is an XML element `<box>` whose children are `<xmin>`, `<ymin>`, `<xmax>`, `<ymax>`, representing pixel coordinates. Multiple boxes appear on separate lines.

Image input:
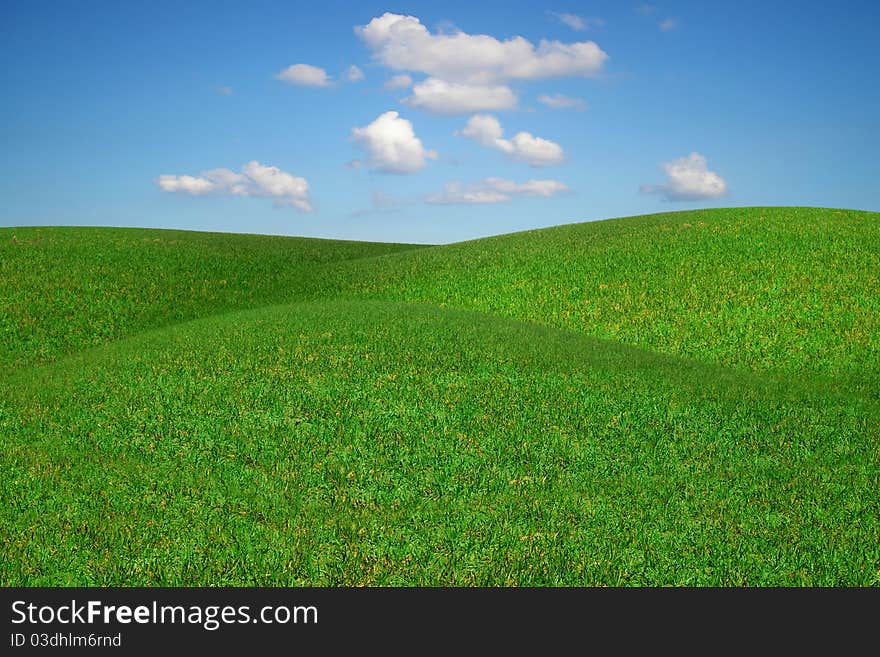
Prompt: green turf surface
<box><xmin>329</xmin><ymin>207</ymin><xmax>880</xmax><ymax>383</ymax></box>
<box><xmin>0</xmin><ymin>226</ymin><xmax>423</xmax><ymax>373</ymax></box>
<box><xmin>1</xmin><ymin>208</ymin><xmax>878</xmax><ymax>585</ymax></box>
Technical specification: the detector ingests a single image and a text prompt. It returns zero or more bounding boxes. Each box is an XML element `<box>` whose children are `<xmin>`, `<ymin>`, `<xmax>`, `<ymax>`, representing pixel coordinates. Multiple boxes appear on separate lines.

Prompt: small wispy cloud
<box><xmin>550</xmin><ymin>12</ymin><xmax>604</xmax><ymax>32</ymax></box>
<box><xmin>370</xmin><ymin>189</ymin><xmax>403</xmax><ymax>211</ymax></box>
<box><xmin>349</xmin><ymin>189</ymin><xmax>409</xmax><ymax>217</ymax></box>
<box><xmin>384</xmin><ymin>74</ymin><xmax>413</xmax><ymax>90</ymax></box>
<box><xmin>215</xmin><ymin>86</ymin><xmax>233</xmax><ymax>96</ymax></box>
<box><xmin>345</xmin><ymin>65</ymin><xmax>364</xmax><ymax>82</ymax></box>
<box><xmin>538</xmin><ymin>93</ymin><xmax>588</xmax><ymax>111</ymax></box>
<box><xmin>426</xmin><ymin>177</ymin><xmax>570</xmax><ymax>204</ymax></box>
<box><xmin>659</xmin><ymin>18</ymin><xmax>679</xmax><ymax>32</ymax></box>
<box><xmin>275</xmin><ymin>63</ymin><xmax>332</xmax><ymax>87</ymax></box>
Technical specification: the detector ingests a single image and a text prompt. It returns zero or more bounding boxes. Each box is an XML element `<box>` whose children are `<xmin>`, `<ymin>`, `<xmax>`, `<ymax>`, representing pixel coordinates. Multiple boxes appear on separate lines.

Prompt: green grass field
<box><xmin>2</xmin><ymin>207</ymin><xmax>878</xmax><ymax>585</ymax></box>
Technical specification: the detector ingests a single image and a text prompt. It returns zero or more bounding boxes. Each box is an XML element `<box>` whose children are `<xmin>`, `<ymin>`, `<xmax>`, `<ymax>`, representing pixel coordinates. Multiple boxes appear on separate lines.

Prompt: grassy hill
<box><xmin>0</xmin><ymin>226</ymin><xmax>424</xmax><ymax>373</ymax></box>
<box><xmin>1</xmin><ymin>207</ymin><xmax>878</xmax><ymax>585</ymax></box>
<box><xmin>333</xmin><ymin>207</ymin><xmax>879</xmax><ymax>383</ymax></box>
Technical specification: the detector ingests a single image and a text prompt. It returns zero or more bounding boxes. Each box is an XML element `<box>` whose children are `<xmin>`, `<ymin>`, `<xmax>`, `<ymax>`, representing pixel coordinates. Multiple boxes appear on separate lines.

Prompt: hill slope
<box><xmin>4</xmin><ymin>208</ymin><xmax>878</xmax><ymax>382</ymax></box>
<box><xmin>325</xmin><ymin>207</ymin><xmax>880</xmax><ymax>383</ymax></box>
<box><xmin>3</xmin><ymin>300</ymin><xmax>877</xmax><ymax>585</ymax></box>
<box><xmin>0</xmin><ymin>226</ymin><xmax>425</xmax><ymax>373</ymax></box>
<box><xmin>1</xmin><ymin>207</ymin><xmax>878</xmax><ymax>585</ymax></box>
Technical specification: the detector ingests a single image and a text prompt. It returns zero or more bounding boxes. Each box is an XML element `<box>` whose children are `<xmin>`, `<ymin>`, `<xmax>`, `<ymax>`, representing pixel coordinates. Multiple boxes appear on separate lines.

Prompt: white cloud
<box><xmin>345</xmin><ymin>65</ymin><xmax>365</xmax><ymax>82</ymax></box>
<box><xmin>216</xmin><ymin>86</ymin><xmax>233</xmax><ymax>95</ymax></box>
<box><xmin>355</xmin><ymin>12</ymin><xmax>608</xmax><ymax>85</ymax></box>
<box><xmin>537</xmin><ymin>93</ymin><xmax>588</xmax><ymax>110</ymax></box>
<box><xmin>551</xmin><ymin>12</ymin><xmax>604</xmax><ymax>31</ymax></box>
<box><xmin>275</xmin><ymin>63</ymin><xmax>332</xmax><ymax>87</ymax></box>
<box><xmin>351</xmin><ymin>111</ymin><xmax>437</xmax><ymax>174</ymax></box>
<box><xmin>241</xmin><ymin>161</ymin><xmax>312</xmax><ymax>210</ymax></box>
<box><xmin>156</xmin><ymin>174</ymin><xmax>218</xmax><ymax>196</ymax></box>
<box><xmin>461</xmin><ymin>114</ymin><xmax>506</xmax><ymax>148</ymax></box>
<box><xmin>157</xmin><ymin>161</ymin><xmax>312</xmax><ymax>212</ymax></box>
<box><xmin>659</xmin><ymin>18</ymin><xmax>679</xmax><ymax>32</ymax></box>
<box><xmin>554</xmin><ymin>13</ymin><xmax>586</xmax><ymax>31</ymax></box>
<box><xmin>508</xmin><ymin>132</ymin><xmax>566</xmax><ymax>166</ymax></box>
<box><xmin>461</xmin><ymin>114</ymin><xmax>564</xmax><ymax>166</ymax></box>
<box><xmin>403</xmin><ymin>78</ymin><xmax>517</xmax><ymax>114</ymax></box>
<box><xmin>384</xmin><ymin>74</ymin><xmax>414</xmax><ymax>90</ymax></box>
<box><xmin>640</xmin><ymin>152</ymin><xmax>727</xmax><ymax>201</ymax></box>
<box><xmin>426</xmin><ymin>177</ymin><xmax>569</xmax><ymax>204</ymax></box>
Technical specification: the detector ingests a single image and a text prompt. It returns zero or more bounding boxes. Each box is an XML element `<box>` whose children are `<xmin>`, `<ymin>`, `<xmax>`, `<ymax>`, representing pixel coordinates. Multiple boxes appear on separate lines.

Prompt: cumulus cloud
<box><xmin>640</xmin><ymin>152</ymin><xmax>727</xmax><ymax>201</ymax></box>
<box><xmin>156</xmin><ymin>161</ymin><xmax>312</xmax><ymax>212</ymax></box>
<box><xmin>551</xmin><ymin>12</ymin><xmax>604</xmax><ymax>31</ymax></box>
<box><xmin>426</xmin><ymin>177</ymin><xmax>569</xmax><ymax>204</ymax></box>
<box><xmin>345</xmin><ymin>65</ymin><xmax>365</xmax><ymax>82</ymax></box>
<box><xmin>460</xmin><ymin>114</ymin><xmax>564</xmax><ymax>166</ymax></box>
<box><xmin>659</xmin><ymin>18</ymin><xmax>679</xmax><ymax>32</ymax></box>
<box><xmin>384</xmin><ymin>74</ymin><xmax>414</xmax><ymax>90</ymax></box>
<box><xmin>355</xmin><ymin>12</ymin><xmax>608</xmax><ymax>85</ymax></box>
<box><xmin>461</xmin><ymin>114</ymin><xmax>506</xmax><ymax>148</ymax></box>
<box><xmin>403</xmin><ymin>78</ymin><xmax>518</xmax><ymax>114</ymax></box>
<box><xmin>275</xmin><ymin>63</ymin><xmax>332</xmax><ymax>87</ymax></box>
<box><xmin>351</xmin><ymin>111</ymin><xmax>437</xmax><ymax>174</ymax></box>
<box><xmin>537</xmin><ymin>93</ymin><xmax>588</xmax><ymax>110</ymax></box>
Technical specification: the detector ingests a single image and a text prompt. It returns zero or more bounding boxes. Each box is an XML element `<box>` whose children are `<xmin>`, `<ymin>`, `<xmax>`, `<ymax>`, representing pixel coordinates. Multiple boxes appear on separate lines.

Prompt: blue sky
<box><xmin>2</xmin><ymin>0</ymin><xmax>878</xmax><ymax>244</ymax></box>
